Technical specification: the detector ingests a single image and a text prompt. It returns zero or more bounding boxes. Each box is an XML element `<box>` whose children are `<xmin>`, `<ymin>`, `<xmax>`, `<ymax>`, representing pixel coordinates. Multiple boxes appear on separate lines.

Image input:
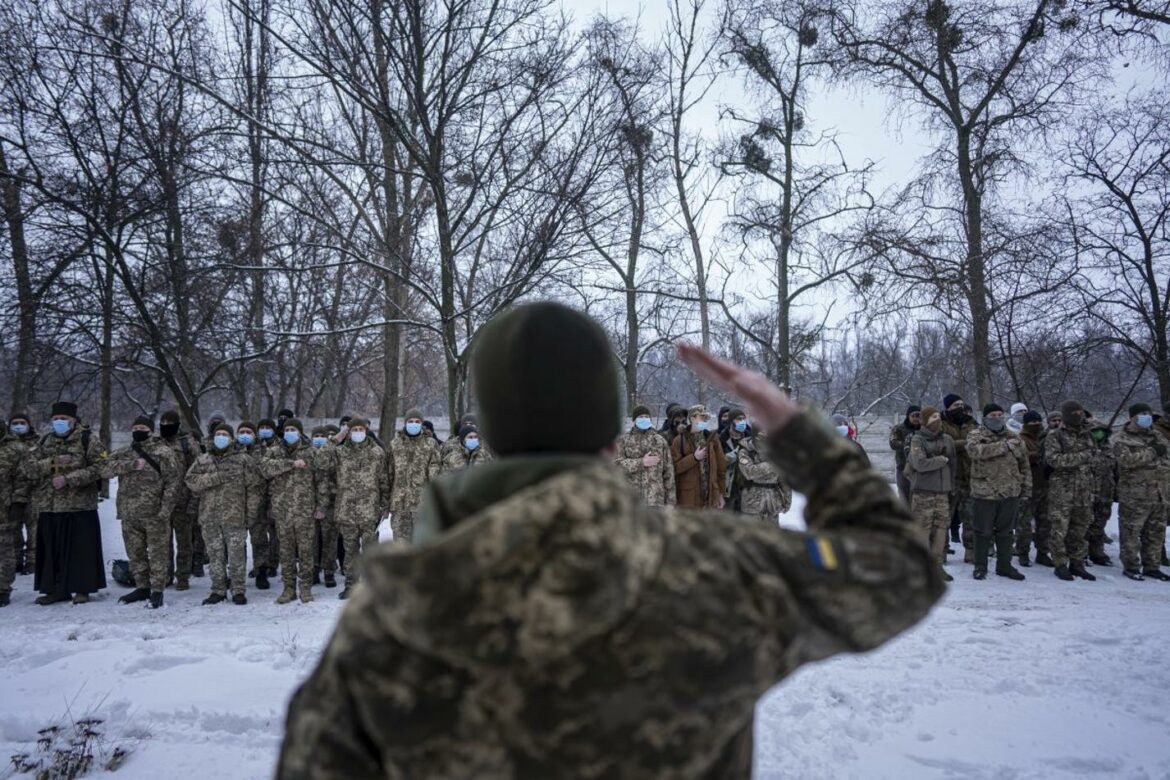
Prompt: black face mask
<box><xmin>1024</xmin><ymin>423</ymin><xmax>1043</xmax><ymax>436</ymax></box>
<box><xmin>132</xmin><ymin>430</ymin><xmax>150</xmax><ymax>443</ymax></box>
<box><xmin>160</xmin><ymin>423</ymin><xmax>179</xmax><ymax>439</ymax></box>
<box><xmin>945</xmin><ymin>408</ymin><xmax>967</xmax><ymax>424</ymax></box>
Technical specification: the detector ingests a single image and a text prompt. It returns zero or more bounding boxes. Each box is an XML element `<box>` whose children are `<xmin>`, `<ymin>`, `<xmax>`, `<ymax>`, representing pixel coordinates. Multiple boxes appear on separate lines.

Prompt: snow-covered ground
<box><xmin>2</xmin><ymin>483</ymin><xmax>1169</xmax><ymax>779</ymax></box>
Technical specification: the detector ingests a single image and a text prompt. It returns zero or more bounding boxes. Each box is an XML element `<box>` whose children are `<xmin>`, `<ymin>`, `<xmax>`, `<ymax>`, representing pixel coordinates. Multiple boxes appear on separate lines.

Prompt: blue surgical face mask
<box><xmin>734</xmin><ymin>420</ymin><xmax>748</xmax><ymax>433</ymax></box>
<box><xmin>259</xmin><ymin>428</ymin><xmax>274</xmax><ymax>440</ymax></box>
<box><xmin>238</xmin><ymin>433</ymin><xmax>255</xmax><ymax>446</ymax></box>
<box><xmin>284</xmin><ymin>431</ymin><xmax>300</xmax><ymax>445</ymax></box>
<box><xmin>312</xmin><ymin>437</ymin><xmax>327</xmax><ymax>448</ymax></box>
<box><xmin>1136</xmin><ymin>414</ymin><xmax>1153</xmax><ymax>429</ymax></box>
<box><xmin>405</xmin><ymin>422</ymin><xmax>422</xmax><ymax>436</ymax></box>
<box><xmin>465</xmin><ymin>437</ymin><xmax>480</xmax><ymax>450</ymax></box>
<box><xmin>836</xmin><ymin>425</ymin><xmax>850</xmax><ymax>437</ymax></box>
<box><xmin>10</xmin><ymin>423</ymin><xmax>29</xmax><ymax>436</ymax></box>
<box><xmin>52</xmin><ymin>419</ymin><xmax>72</xmax><ymax>437</ymax></box>
<box><xmin>635</xmin><ymin>417</ymin><xmax>652</xmax><ymax>430</ymax></box>
<box><xmin>214</xmin><ymin>434</ymin><xmax>232</xmax><ymax>450</ymax></box>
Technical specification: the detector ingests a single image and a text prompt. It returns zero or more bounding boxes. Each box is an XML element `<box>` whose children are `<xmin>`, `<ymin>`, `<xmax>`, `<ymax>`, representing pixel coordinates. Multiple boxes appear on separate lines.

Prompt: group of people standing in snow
<box><xmin>890</xmin><ymin>396</ymin><xmax>1170</xmax><ymax>583</ymax></box>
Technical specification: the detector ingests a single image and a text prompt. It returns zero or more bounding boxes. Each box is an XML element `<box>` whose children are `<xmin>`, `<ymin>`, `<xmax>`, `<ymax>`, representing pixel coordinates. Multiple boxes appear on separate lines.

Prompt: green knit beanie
<box><xmin>472</xmin><ymin>302</ymin><xmax>621</xmax><ymax>455</ymax></box>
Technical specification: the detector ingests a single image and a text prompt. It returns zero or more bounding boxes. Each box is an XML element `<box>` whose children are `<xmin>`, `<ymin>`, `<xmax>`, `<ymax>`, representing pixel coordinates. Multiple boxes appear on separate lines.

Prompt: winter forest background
<box><xmin>0</xmin><ymin>0</ymin><xmax>1167</xmax><ymax>448</ymax></box>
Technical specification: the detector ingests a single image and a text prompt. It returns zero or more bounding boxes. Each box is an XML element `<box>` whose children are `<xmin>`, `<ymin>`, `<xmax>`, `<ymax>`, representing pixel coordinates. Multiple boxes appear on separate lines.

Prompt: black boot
<box><xmin>255</xmin><ymin>571</ymin><xmax>271</xmax><ymax>590</ymax></box>
<box><xmin>973</xmin><ymin>568</ymin><xmax>987</xmax><ymax>580</ymax></box>
<box><xmin>232</xmin><ymin>593</ymin><xmax>248</xmax><ymax>605</ymax></box>
<box><xmin>1054</xmin><ymin>564</ymin><xmax>1074</xmax><ymax>581</ymax></box>
<box><xmin>996</xmin><ymin>568</ymin><xmax>1026</xmax><ymax>581</ymax></box>
<box><xmin>1018</xmin><ymin>552</ymin><xmax>1032</xmax><ymax>568</ymax></box>
<box><xmin>1035</xmin><ymin>551</ymin><xmax>1054</xmax><ymax>567</ymax></box>
<box><xmin>1124</xmin><ymin>569</ymin><xmax>1145</xmax><ymax>581</ymax></box>
<box><xmin>973</xmin><ymin>535</ymin><xmax>991</xmax><ymax>573</ymax></box>
<box><xmin>202</xmin><ymin>593</ymin><xmax>227</xmax><ymax>605</ymax></box>
<box><xmin>312</xmin><ymin>568</ymin><xmax>321</xmax><ymax>586</ymax></box>
<box><xmin>1089</xmin><ymin>551</ymin><xmax>1112</xmax><ymax>566</ymax></box>
<box><xmin>192</xmin><ymin>563</ymin><xmax>205</xmax><ymax>578</ymax></box>
<box><xmin>338</xmin><ymin>587</ymin><xmax>351</xmax><ymax>600</ymax></box>
<box><xmin>324</xmin><ymin>572</ymin><xmax>337</xmax><ymax>588</ymax></box>
<box><xmin>1069</xmin><ymin>560</ymin><xmax>1097</xmax><ymax>581</ymax></box>
<box><xmin>0</xmin><ymin>593</ymin><xmax>9</xmax><ymax>607</ymax></box>
<box><xmin>118</xmin><ymin>588</ymin><xmax>151</xmax><ymax>605</ymax></box>
<box><xmin>1143</xmin><ymin>569</ymin><xmax>1170</xmax><ymax>582</ymax></box>
<box><xmin>149</xmin><ymin>591</ymin><xmax>164</xmax><ymax>609</ymax></box>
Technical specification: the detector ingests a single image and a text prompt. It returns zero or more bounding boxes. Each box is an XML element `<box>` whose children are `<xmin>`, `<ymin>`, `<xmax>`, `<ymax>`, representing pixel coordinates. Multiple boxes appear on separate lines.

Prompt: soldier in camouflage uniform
<box><xmin>1042</xmin><ymin>400</ymin><xmax>1099</xmax><ymax>581</ymax></box>
<box><xmin>254</xmin><ymin>418</ymin><xmax>280</xmax><ymax>579</ymax></box>
<box><xmin>258</xmin><ymin>419</ymin><xmax>323</xmax><ymax>604</ymax></box>
<box><xmin>439</xmin><ymin>413</ymin><xmax>478</xmax><ymax>464</ymax></box>
<box><xmin>23</xmin><ymin>402</ymin><xmax>109</xmax><ymax>604</ymax></box>
<box><xmin>232</xmin><ymin>421</ymin><xmax>273</xmax><ymax>589</ymax></box>
<box><xmin>940</xmin><ymin>393</ymin><xmax>977</xmax><ymax>560</ymax></box>
<box><xmin>386</xmin><ymin>409</ymin><xmax>441</xmax><ymax>545</ymax></box>
<box><xmin>157</xmin><ymin>409</ymin><xmax>203</xmax><ymax>589</ymax></box>
<box><xmin>314</xmin><ymin>417</ymin><xmax>389</xmax><ymax>599</ymax></box>
<box><xmin>965</xmin><ymin>404</ymin><xmax>1030</xmax><ymax>581</ymax></box>
<box><xmin>4</xmin><ymin>413</ymin><xmax>37</xmax><ymax>575</ymax></box>
<box><xmin>102</xmin><ymin>416</ymin><xmax>183</xmax><ymax>608</ymax></box>
<box><xmin>613</xmin><ymin>406</ymin><xmax>675</xmax><ymax>507</ymax></box>
<box><xmin>1015</xmin><ymin>411</ymin><xmax>1052</xmax><ymax>567</ymax></box>
<box><xmin>309</xmin><ymin>426</ymin><xmax>340</xmax><ymax>588</ymax></box>
<box><xmin>0</xmin><ymin>420</ymin><xmax>26</xmax><ymax>607</ymax></box>
<box><xmin>725</xmin><ymin>409</ymin><xmax>791</xmax><ymax>521</ymax></box>
<box><xmin>907</xmin><ymin>406</ymin><xmax>956</xmax><ymax>582</ymax></box>
<box><xmin>277</xmin><ymin>302</ymin><xmax>944</xmax><ymax>779</ymax></box>
<box><xmin>441</xmin><ymin>425</ymin><xmax>493</xmax><ymax>473</ymax></box>
<box><xmin>889</xmin><ymin>405</ymin><xmax>921</xmax><ymax>504</ymax></box>
<box><xmin>186</xmin><ymin>422</ymin><xmax>263</xmax><ymax>605</ymax></box>
<box><xmin>1085</xmin><ymin>419</ymin><xmax>1116</xmax><ymax>566</ymax></box>
<box><xmin>1112</xmin><ymin>403</ymin><xmax>1170</xmax><ymax>581</ymax></box>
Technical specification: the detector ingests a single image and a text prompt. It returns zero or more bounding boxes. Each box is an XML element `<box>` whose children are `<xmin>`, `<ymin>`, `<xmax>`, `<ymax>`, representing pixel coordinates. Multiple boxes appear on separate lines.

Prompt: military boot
<box><xmin>1054</xmin><ymin>565</ymin><xmax>1074</xmax><ymax>581</ymax></box>
<box><xmin>118</xmin><ymin>588</ymin><xmax>150</xmax><ymax>605</ymax></box>
<box><xmin>1035</xmin><ymin>551</ymin><xmax>1055</xmax><ymax>567</ymax></box>
<box><xmin>1088</xmin><ymin>551</ymin><xmax>1112</xmax><ymax>566</ymax></box>
<box><xmin>255</xmin><ymin>571</ymin><xmax>271</xmax><ymax>590</ymax></box>
<box><xmin>323</xmin><ymin>571</ymin><xmax>337</xmax><ymax>588</ymax></box>
<box><xmin>1018</xmin><ymin>551</ymin><xmax>1032</xmax><ymax>567</ymax></box>
<box><xmin>299</xmin><ymin>584</ymin><xmax>314</xmax><ymax>604</ymax></box>
<box><xmin>192</xmin><ymin>562</ymin><xmax>205</xmax><ymax>578</ymax></box>
<box><xmin>232</xmin><ymin>593</ymin><xmax>248</xmax><ymax>605</ymax></box>
<box><xmin>1123</xmin><ymin>569</ymin><xmax>1144</xmax><ymax>581</ymax></box>
<box><xmin>202</xmin><ymin>593</ymin><xmax>227</xmax><ymax>605</ymax></box>
<box><xmin>149</xmin><ymin>591</ymin><xmax>164</xmax><ymax>609</ymax></box>
<box><xmin>275</xmin><ymin>587</ymin><xmax>296</xmax><ymax>605</ymax></box>
<box><xmin>338</xmin><ymin>587</ymin><xmax>351</xmax><ymax>600</ymax></box>
<box><xmin>175</xmin><ymin>579</ymin><xmax>190</xmax><ymax>591</ymax></box>
<box><xmin>1069</xmin><ymin>560</ymin><xmax>1097</xmax><ymax>581</ymax></box>
<box><xmin>1142</xmin><ymin>569</ymin><xmax>1170</xmax><ymax>582</ymax></box>
<box><xmin>973</xmin><ymin>535</ymin><xmax>991</xmax><ymax>574</ymax></box>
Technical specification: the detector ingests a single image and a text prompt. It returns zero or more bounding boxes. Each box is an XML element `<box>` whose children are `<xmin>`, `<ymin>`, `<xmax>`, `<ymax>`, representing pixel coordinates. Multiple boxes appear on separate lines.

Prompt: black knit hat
<box><xmin>460</xmin><ymin>424</ymin><xmax>480</xmax><ymax>442</ymax></box>
<box><xmin>943</xmin><ymin>393</ymin><xmax>962</xmax><ymax>410</ymax></box>
<box><xmin>9</xmin><ymin>411</ymin><xmax>30</xmax><ymax>425</ymax></box>
<box><xmin>51</xmin><ymin>401</ymin><xmax>78</xmax><ymax>418</ymax></box>
<box><xmin>160</xmin><ymin>409</ymin><xmax>181</xmax><ymax>425</ymax></box>
<box><xmin>404</xmin><ymin>408</ymin><xmax>424</xmax><ymax>422</ymax></box>
<box><xmin>1129</xmin><ymin>402</ymin><xmax>1153</xmax><ymax>418</ymax></box>
<box><xmin>213</xmin><ymin>422</ymin><xmax>234</xmax><ymax>436</ymax></box>
<box><xmin>727</xmin><ymin>407</ymin><xmax>747</xmax><ymax>421</ymax></box>
<box><xmin>284</xmin><ymin>418</ymin><xmax>304</xmax><ymax>434</ymax></box>
<box><xmin>631</xmin><ymin>405</ymin><xmax>651</xmax><ymax>420</ymax></box>
<box><xmin>472</xmin><ymin>302</ymin><xmax>620</xmax><ymax>455</ymax></box>
<box><xmin>258</xmin><ymin>418</ymin><xmax>277</xmax><ymax>430</ymax></box>
<box><xmin>1023</xmin><ymin>410</ymin><xmax>1043</xmax><ymax>424</ymax></box>
<box><xmin>237</xmin><ymin>420</ymin><xmax>256</xmax><ymax>433</ymax></box>
<box><xmin>132</xmin><ymin>415</ymin><xmax>155</xmax><ymax>430</ymax></box>
<box><xmin>277</xmin><ymin>408</ymin><xmax>295</xmax><ymax>419</ymax></box>
<box><xmin>982</xmin><ymin>403</ymin><xmax>1004</xmax><ymax>416</ymax></box>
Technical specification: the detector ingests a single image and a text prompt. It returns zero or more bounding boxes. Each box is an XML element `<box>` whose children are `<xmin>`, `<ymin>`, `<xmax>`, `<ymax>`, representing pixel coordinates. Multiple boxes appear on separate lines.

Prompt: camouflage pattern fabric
<box><xmin>441</xmin><ymin>441</ymin><xmax>494</xmax><ymax>474</ymax></box>
<box><xmin>888</xmin><ymin>422</ymin><xmax>916</xmax><ymax>503</ymax></box>
<box><xmin>387</xmin><ymin>433</ymin><xmax>442</xmax><ymax>514</ymax></box>
<box><xmin>727</xmin><ymin>433</ymin><xmax>791</xmax><ymax>520</ymax></box>
<box><xmin>1087</xmin><ymin>425</ymin><xmax>1116</xmax><ymax>559</ymax></box>
<box><xmin>1</xmin><ymin>432</ymin><xmax>35</xmax><ymax>573</ymax></box>
<box><xmin>185</xmin><ymin>448</ymin><xmax>262</xmax><ymax>596</ymax></box>
<box><xmin>103</xmin><ymin>438</ymin><xmax>183</xmax><ymax>592</ymax></box>
<box><xmin>613</xmin><ymin>427</ymin><xmax>675</xmax><ymax>507</ymax></box>
<box><xmin>277</xmin><ymin>408</ymin><xmax>944</xmax><ymax>779</ymax></box>
<box><xmin>1015</xmin><ymin>429</ymin><xmax>1049</xmax><ymax>557</ymax></box>
<box><xmin>966</xmin><ymin>427</ymin><xmax>1031</xmax><ymax>500</ymax></box>
<box><xmin>315</xmin><ymin>438</ymin><xmax>389</xmax><ymax>585</ymax></box>
<box><xmin>912</xmin><ymin>491</ymin><xmax>950</xmax><ymax>567</ymax></box>
<box><xmin>313</xmin><ymin>444</ymin><xmax>338</xmax><ymax>575</ymax></box>
<box><xmin>160</xmin><ymin>432</ymin><xmax>201</xmax><ymax>581</ymax></box>
<box><xmin>0</xmin><ymin>438</ymin><xmax>24</xmax><ymax>597</ymax></box>
<box><xmin>941</xmin><ymin>416</ymin><xmax>977</xmax><ymax>554</ymax></box>
<box><xmin>239</xmin><ymin>443</ymin><xmax>275</xmax><ymax>572</ymax></box>
<box><xmin>1113</xmin><ymin>427</ymin><xmax>1170</xmax><ymax>571</ymax></box>
<box><xmin>1043</xmin><ymin>424</ymin><xmax>1097</xmax><ymax>568</ymax></box>
<box><xmin>260</xmin><ymin>440</ymin><xmax>324</xmax><ymax>591</ymax></box>
<box><xmin>22</xmin><ymin>426</ymin><xmax>108</xmax><ymax>514</ymax></box>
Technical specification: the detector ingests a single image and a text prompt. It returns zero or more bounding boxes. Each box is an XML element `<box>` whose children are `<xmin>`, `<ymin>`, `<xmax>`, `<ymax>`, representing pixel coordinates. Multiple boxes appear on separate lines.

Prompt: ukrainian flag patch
<box><xmin>806</xmin><ymin>536</ymin><xmax>839</xmax><ymax>571</ymax></box>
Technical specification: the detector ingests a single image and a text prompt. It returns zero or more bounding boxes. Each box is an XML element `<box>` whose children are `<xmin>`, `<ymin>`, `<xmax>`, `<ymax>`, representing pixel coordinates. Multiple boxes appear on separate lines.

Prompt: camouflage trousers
<box><xmin>1117</xmin><ymin>498</ymin><xmax>1167</xmax><ymax>572</ymax></box>
<box><xmin>201</xmin><ymin>516</ymin><xmax>248</xmax><ymax>597</ymax></box>
<box><xmin>0</xmin><ymin>504</ymin><xmax>14</xmax><ymax>596</ymax></box>
<box><xmin>391</xmin><ymin>511</ymin><xmax>416</xmax><ymax>545</ymax></box>
<box><xmin>1087</xmin><ymin>498</ymin><xmax>1112</xmax><ymax>557</ymax></box>
<box><xmin>168</xmin><ymin>510</ymin><xmax>199</xmax><ymax>582</ymax></box>
<box><xmin>912</xmin><ymin>492</ymin><xmax>950</xmax><ymax>566</ymax></box>
<box><xmin>1014</xmin><ymin>492</ymin><xmax>1050</xmax><ymax>557</ymax></box>
<box><xmin>249</xmin><ymin>512</ymin><xmax>277</xmax><ymax>572</ymax></box>
<box><xmin>338</xmin><ymin>521</ymin><xmax>379</xmax><ymax>586</ymax></box>
<box><xmin>10</xmin><ymin>502</ymin><xmax>34</xmax><ymax>572</ymax></box>
<box><xmin>276</xmin><ymin>512</ymin><xmax>317</xmax><ymax>590</ymax></box>
<box><xmin>1047</xmin><ymin>482</ymin><xmax>1092</xmax><ymax>569</ymax></box>
<box><xmin>122</xmin><ymin>513</ymin><xmax>171</xmax><ymax>593</ymax></box>
<box><xmin>317</xmin><ymin>515</ymin><xmax>339</xmax><ymax>574</ymax></box>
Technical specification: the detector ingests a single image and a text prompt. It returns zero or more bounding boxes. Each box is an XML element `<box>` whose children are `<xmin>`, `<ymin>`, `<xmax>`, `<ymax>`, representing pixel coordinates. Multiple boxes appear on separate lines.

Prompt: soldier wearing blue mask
<box><xmin>237</xmin><ymin>421</ymin><xmax>273</xmax><ymax>590</ymax></box>
<box><xmin>671</xmin><ymin>405</ymin><xmax>727</xmax><ymax>509</ymax></box>
<box><xmin>385</xmin><ymin>409</ymin><xmax>441</xmax><ymax>545</ymax></box>
<box><xmin>615</xmin><ymin>406</ymin><xmax>674</xmax><ymax>507</ymax></box>
<box><xmin>2</xmin><ymin>412</ymin><xmax>37</xmax><ymax>579</ymax></box>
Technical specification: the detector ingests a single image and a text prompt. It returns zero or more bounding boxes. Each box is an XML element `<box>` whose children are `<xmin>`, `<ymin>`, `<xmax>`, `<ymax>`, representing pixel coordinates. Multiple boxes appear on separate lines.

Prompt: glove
<box><xmin>1153</xmin><ymin>441</ymin><xmax>1168</xmax><ymax>458</ymax></box>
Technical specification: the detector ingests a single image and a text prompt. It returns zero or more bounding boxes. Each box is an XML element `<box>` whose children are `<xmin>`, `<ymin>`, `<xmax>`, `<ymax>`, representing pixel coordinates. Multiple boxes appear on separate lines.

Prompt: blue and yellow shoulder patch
<box><xmin>806</xmin><ymin>535</ymin><xmax>839</xmax><ymax>571</ymax></box>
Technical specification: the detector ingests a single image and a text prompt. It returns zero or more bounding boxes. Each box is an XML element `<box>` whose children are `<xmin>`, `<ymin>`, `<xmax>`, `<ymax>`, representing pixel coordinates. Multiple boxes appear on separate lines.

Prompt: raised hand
<box><xmin>678</xmin><ymin>344</ymin><xmax>798</xmax><ymax>434</ymax></box>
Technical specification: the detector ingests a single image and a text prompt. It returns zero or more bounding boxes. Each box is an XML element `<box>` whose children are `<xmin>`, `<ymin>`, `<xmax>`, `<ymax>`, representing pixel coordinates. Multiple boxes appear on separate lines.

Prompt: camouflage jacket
<box><xmin>614</xmin><ymin>427</ymin><xmax>676</xmax><ymax>507</ymax></box>
<box><xmin>259</xmin><ymin>440</ymin><xmax>325</xmax><ymax>521</ymax></box>
<box><xmin>1112</xmin><ymin>427</ymin><xmax>1170</xmax><ymax>503</ymax></box>
<box><xmin>315</xmin><ymin>438</ymin><xmax>389</xmax><ymax>527</ymax></box>
<box><xmin>387</xmin><ymin>432</ymin><xmax>441</xmax><ymax>513</ymax></box>
<box><xmin>888</xmin><ymin>422</ymin><xmax>917</xmax><ymax>469</ymax></box>
<box><xmin>940</xmin><ymin>417</ymin><xmax>977</xmax><ymax>490</ymax></box>
<box><xmin>907</xmin><ymin>429</ymin><xmax>955</xmax><ymax>494</ymax></box>
<box><xmin>277</xmin><ymin>409</ymin><xmax>944</xmax><ymax>780</ymax></box>
<box><xmin>966</xmin><ymin>427</ymin><xmax>1031</xmax><ymax>500</ymax></box>
<box><xmin>103</xmin><ymin>437</ymin><xmax>184</xmax><ymax>521</ymax></box>
<box><xmin>22</xmin><ymin>426</ymin><xmax>108</xmax><ymax>513</ymax></box>
<box><xmin>727</xmin><ymin>433</ymin><xmax>791</xmax><ymax>518</ymax></box>
<box><xmin>1088</xmin><ymin>424</ymin><xmax>1116</xmax><ymax>502</ymax></box>
<box><xmin>441</xmin><ymin>442</ymin><xmax>494</xmax><ymax>474</ymax></box>
<box><xmin>0</xmin><ymin>432</ymin><xmax>36</xmax><ymax>505</ymax></box>
<box><xmin>1042</xmin><ymin>424</ymin><xmax>1096</xmax><ymax>498</ymax></box>
<box><xmin>185</xmin><ymin>447</ymin><xmax>263</xmax><ymax>527</ymax></box>
<box><xmin>1019</xmin><ymin>430</ymin><xmax>1047</xmax><ymax>499</ymax></box>
<box><xmin>159</xmin><ymin>432</ymin><xmax>201</xmax><ymax>516</ymax></box>
<box><xmin>0</xmin><ymin>434</ymin><xmax>26</xmax><ymax>510</ymax></box>
<box><xmin>238</xmin><ymin>443</ymin><xmax>270</xmax><ymax>521</ymax></box>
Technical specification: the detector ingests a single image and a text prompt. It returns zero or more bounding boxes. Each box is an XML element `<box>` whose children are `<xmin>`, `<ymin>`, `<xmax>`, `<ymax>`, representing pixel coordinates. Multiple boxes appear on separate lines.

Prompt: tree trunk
<box><xmin>0</xmin><ymin>144</ymin><xmax>37</xmax><ymax>414</ymax></box>
<box><xmin>957</xmin><ymin>129</ymin><xmax>993</xmax><ymax>405</ymax></box>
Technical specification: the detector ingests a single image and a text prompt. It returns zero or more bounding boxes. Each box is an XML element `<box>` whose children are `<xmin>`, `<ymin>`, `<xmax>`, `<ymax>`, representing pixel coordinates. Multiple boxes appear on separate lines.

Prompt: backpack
<box><xmin>111</xmin><ymin>559</ymin><xmax>134</xmax><ymax>588</ymax></box>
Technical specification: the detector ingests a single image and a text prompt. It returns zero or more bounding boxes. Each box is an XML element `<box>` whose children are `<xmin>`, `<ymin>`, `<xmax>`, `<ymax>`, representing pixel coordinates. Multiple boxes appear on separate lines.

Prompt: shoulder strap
<box><xmin>132</xmin><ymin>442</ymin><xmax>163</xmax><ymax>474</ymax></box>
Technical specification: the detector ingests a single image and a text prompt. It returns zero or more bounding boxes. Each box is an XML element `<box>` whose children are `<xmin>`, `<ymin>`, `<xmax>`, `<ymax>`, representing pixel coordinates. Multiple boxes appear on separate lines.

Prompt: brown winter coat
<box><xmin>671</xmin><ymin>430</ymin><xmax>727</xmax><ymax>508</ymax></box>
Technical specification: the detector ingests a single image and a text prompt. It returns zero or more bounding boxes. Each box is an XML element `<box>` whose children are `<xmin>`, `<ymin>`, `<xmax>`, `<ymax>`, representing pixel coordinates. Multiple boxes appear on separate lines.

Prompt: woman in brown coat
<box><xmin>671</xmin><ymin>405</ymin><xmax>728</xmax><ymax>509</ymax></box>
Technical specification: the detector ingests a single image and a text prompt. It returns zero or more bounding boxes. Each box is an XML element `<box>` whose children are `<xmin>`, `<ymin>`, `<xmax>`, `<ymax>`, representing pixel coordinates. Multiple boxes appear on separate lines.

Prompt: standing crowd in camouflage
<box><xmin>895</xmin><ymin>396</ymin><xmax>1170</xmax><ymax>583</ymax></box>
